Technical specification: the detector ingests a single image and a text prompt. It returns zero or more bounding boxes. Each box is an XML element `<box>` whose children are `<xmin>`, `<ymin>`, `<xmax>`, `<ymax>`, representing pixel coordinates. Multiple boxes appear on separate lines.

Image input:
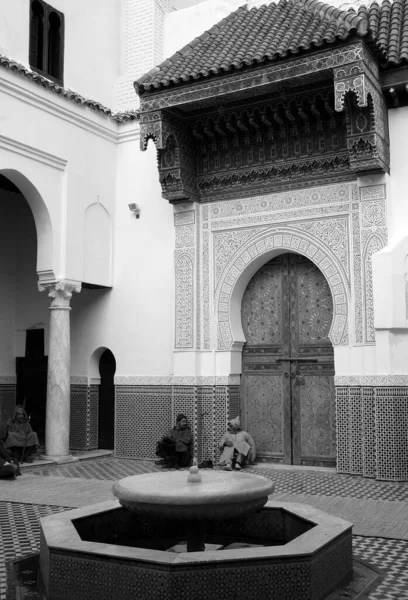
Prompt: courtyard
<box><xmin>1</xmin><ymin>455</ymin><xmax>408</xmax><ymax>599</ymax></box>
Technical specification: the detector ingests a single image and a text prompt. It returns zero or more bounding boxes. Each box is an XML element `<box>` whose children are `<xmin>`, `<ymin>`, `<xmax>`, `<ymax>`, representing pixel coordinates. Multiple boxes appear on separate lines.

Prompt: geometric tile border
<box><xmin>336</xmin><ymin>386</ymin><xmax>408</xmax><ymax>481</ymax></box>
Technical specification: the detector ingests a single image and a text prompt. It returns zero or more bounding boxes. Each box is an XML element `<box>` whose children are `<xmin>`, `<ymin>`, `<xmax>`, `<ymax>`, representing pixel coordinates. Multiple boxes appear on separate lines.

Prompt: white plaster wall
<box><xmin>0</xmin><ymin>67</ymin><xmax>118</xmax><ymax>282</ymax></box>
<box><xmin>0</xmin><ymin>0</ymin><xmax>120</xmax><ymax>108</ymax></box>
<box><xmin>387</xmin><ymin>107</ymin><xmax>408</xmax><ymax>242</ymax></box>
<box><xmin>70</xmin><ymin>134</ymin><xmax>175</xmax><ymax>377</ymax></box>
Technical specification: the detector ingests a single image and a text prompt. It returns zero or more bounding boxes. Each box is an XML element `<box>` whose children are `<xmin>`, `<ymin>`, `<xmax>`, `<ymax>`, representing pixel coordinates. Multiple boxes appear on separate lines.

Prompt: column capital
<box><xmin>38</xmin><ymin>279</ymin><xmax>82</xmax><ymax>308</ymax></box>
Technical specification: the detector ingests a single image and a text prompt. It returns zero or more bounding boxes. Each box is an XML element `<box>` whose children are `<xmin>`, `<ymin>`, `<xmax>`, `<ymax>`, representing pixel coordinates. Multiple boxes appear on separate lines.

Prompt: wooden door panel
<box><xmin>242</xmin><ymin>259</ymin><xmax>286</xmax><ymax>347</ymax></box>
<box><xmin>298</xmin><ymin>374</ymin><xmax>336</xmax><ymax>465</ymax></box>
<box><xmin>293</xmin><ymin>258</ymin><xmax>333</xmax><ymax>347</ymax></box>
<box><xmin>243</xmin><ymin>373</ymin><xmax>288</xmax><ymax>462</ymax></box>
<box><xmin>241</xmin><ymin>253</ymin><xmax>335</xmax><ymax>466</ymax></box>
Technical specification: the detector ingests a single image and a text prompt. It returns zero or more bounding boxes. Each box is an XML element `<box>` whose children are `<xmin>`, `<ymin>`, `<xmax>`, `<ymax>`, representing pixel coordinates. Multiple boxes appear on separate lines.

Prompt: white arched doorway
<box><xmin>240</xmin><ymin>252</ymin><xmax>336</xmax><ymax>466</ymax></box>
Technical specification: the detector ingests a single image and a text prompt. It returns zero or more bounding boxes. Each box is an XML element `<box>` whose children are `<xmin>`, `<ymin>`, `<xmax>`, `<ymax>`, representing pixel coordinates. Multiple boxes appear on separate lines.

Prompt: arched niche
<box><xmin>89</xmin><ymin>346</ymin><xmax>109</xmax><ymax>382</ymax></box>
<box><xmin>89</xmin><ymin>346</ymin><xmax>116</xmax><ymax>449</ymax></box>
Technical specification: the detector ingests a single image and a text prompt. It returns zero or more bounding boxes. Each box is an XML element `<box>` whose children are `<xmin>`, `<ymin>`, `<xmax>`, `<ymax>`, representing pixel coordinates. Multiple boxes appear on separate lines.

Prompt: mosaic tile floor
<box><xmin>1</xmin><ymin>458</ymin><xmax>408</xmax><ymax>599</ymax></box>
<box><xmin>30</xmin><ymin>458</ymin><xmax>408</xmax><ymax>501</ymax></box>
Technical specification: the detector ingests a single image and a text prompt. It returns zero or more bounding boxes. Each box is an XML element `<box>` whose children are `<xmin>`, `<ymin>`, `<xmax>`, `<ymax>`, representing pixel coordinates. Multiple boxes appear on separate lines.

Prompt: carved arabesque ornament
<box><xmin>334</xmin><ymin>46</ymin><xmax>389</xmax><ymax>174</ymax></box>
<box><xmin>215</xmin><ymin>226</ymin><xmax>349</xmax><ymax>350</ymax></box>
<box><xmin>138</xmin><ymin>43</ymin><xmax>389</xmax><ymax>204</ymax></box>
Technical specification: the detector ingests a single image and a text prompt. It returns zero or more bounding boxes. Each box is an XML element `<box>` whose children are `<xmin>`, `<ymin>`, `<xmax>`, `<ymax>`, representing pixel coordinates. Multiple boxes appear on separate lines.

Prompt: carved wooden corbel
<box><xmin>140</xmin><ymin>110</ymin><xmax>198</xmax><ymax>203</ymax></box>
<box><xmin>334</xmin><ymin>51</ymin><xmax>390</xmax><ymax>174</ymax></box>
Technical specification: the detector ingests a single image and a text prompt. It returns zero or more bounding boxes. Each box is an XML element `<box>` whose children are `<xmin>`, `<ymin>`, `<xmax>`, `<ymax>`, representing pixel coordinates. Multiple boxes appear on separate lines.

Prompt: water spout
<box><xmin>187</xmin><ymin>457</ymin><xmax>202</xmax><ymax>482</ymax></box>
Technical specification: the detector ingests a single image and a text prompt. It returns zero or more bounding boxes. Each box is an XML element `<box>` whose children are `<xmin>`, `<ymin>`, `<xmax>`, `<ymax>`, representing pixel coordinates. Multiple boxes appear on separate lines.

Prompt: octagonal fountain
<box><xmin>39</xmin><ymin>464</ymin><xmax>353</xmax><ymax>600</ymax></box>
<box><xmin>112</xmin><ymin>464</ymin><xmax>273</xmax><ymax>552</ymax></box>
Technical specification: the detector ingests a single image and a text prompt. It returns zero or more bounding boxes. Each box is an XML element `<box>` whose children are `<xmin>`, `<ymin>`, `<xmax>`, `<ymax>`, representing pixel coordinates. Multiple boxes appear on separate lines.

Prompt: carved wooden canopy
<box><xmin>136</xmin><ymin>1</ymin><xmax>395</xmax><ymax>203</ymax></box>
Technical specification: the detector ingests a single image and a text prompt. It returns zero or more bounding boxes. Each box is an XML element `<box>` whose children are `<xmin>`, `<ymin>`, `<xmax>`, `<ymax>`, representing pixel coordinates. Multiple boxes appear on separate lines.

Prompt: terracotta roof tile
<box><xmin>136</xmin><ymin>0</ymin><xmax>408</xmax><ymax>94</ymax></box>
<box><xmin>0</xmin><ymin>55</ymin><xmax>139</xmax><ymax>123</ymax></box>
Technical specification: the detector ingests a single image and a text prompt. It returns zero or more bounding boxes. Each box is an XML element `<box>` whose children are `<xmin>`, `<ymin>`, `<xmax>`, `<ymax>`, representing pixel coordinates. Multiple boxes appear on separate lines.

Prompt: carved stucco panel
<box><xmin>210</xmin><ymin>203</ymin><xmax>350</xmax><ymax>230</ymax></box>
<box><xmin>209</xmin><ymin>183</ymin><xmax>352</xmax><ymax>219</ymax></box>
<box><xmin>174</xmin><ymin>210</ymin><xmax>195</xmax><ymax>226</ymax></box>
<box><xmin>291</xmin><ymin>217</ymin><xmax>349</xmax><ymax>280</ymax></box>
<box><xmin>175</xmin><ymin>254</ymin><xmax>194</xmax><ymax>348</ymax></box>
<box><xmin>361</xmin><ymin>201</ymin><xmax>387</xmax><ymax>229</ymax></box>
<box><xmin>175</xmin><ymin>224</ymin><xmax>195</xmax><ymax>248</ymax></box>
<box><xmin>363</xmin><ymin>235</ymin><xmax>384</xmax><ymax>344</ymax></box>
<box><xmin>213</xmin><ymin>229</ymin><xmax>260</xmax><ymax>289</ymax></box>
<box><xmin>197</xmin><ymin>181</ymin><xmax>386</xmax><ymax>354</ymax></box>
<box><xmin>352</xmin><ymin>209</ymin><xmax>363</xmax><ymax>344</ymax></box>
<box><xmin>203</xmin><ymin>230</ymin><xmax>211</xmax><ymax>349</ymax></box>
<box><xmin>359</xmin><ymin>184</ymin><xmax>388</xmax><ymax>345</ymax></box>
<box><xmin>196</xmin><ymin>207</ymin><xmax>201</xmax><ymax>350</ymax></box>
<box><xmin>214</xmin><ymin>227</ymin><xmax>350</xmax><ymax>350</ymax></box>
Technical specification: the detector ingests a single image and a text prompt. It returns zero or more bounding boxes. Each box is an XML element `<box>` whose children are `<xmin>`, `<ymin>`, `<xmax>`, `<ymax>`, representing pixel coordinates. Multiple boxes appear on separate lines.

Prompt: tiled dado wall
<box><xmin>336</xmin><ymin>381</ymin><xmax>408</xmax><ymax>481</ymax></box>
<box><xmin>114</xmin><ymin>383</ymin><xmax>240</xmax><ymax>462</ymax></box>
<box><xmin>0</xmin><ymin>380</ymin><xmax>16</xmax><ymax>423</ymax></box>
<box><xmin>69</xmin><ymin>383</ymin><xmax>99</xmax><ymax>451</ymax></box>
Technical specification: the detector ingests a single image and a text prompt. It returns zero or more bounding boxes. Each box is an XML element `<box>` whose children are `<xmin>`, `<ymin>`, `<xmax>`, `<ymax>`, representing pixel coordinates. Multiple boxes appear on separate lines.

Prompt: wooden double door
<box><xmin>241</xmin><ymin>253</ymin><xmax>336</xmax><ymax>466</ymax></box>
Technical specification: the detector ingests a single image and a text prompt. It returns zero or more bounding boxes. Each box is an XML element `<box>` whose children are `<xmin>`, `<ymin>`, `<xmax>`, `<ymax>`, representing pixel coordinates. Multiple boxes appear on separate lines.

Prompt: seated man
<box><xmin>219</xmin><ymin>416</ymin><xmax>256</xmax><ymax>471</ymax></box>
<box><xmin>156</xmin><ymin>413</ymin><xmax>192</xmax><ymax>469</ymax></box>
<box><xmin>4</xmin><ymin>405</ymin><xmax>40</xmax><ymax>464</ymax></box>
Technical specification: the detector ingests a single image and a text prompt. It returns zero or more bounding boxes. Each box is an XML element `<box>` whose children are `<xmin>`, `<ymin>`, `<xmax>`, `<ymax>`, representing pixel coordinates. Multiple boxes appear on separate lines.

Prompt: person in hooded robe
<box><xmin>0</xmin><ymin>421</ymin><xmax>21</xmax><ymax>477</ymax></box>
<box><xmin>218</xmin><ymin>416</ymin><xmax>256</xmax><ymax>471</ymax></box>
<box><xmin>4</xmin><ymin>405</ymin><xmax>40</xmax><ymax>464</ymax></box>
<box><xmin>156</xmin><ymin>413</ymin><xmax>192</xmax><ymax>469</ymax></box>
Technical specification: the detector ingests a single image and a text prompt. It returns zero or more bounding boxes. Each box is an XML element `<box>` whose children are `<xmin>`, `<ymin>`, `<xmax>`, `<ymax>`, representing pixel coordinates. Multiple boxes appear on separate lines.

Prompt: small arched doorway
<box><xmin>98</xmin><ymin>349</ymin><xmax>116</xmax><ymax>449</ymax></box>
<box><xmin>241</xmin><ymin>252</ymin><xmax>335</xmax><ymax>466</ymax></box>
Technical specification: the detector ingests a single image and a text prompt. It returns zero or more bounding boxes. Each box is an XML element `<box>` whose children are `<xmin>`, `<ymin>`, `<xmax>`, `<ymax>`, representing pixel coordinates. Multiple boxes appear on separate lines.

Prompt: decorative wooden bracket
<box><xmin>140</xmin><ymin>110</ymin><xmax>198</xmax><ymax>203</ymax></box>
<box><xmin>334</xmin><ymin>48</ymin><xmax>390</xmax><ymax>174</ymax></box>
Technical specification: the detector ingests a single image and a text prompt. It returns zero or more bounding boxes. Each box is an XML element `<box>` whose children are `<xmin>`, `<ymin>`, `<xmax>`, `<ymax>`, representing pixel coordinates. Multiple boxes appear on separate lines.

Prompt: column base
<box><xmin>40</xmin><ymin>454</ymin><xmax>80</xmax><ymax>464</ymax></box>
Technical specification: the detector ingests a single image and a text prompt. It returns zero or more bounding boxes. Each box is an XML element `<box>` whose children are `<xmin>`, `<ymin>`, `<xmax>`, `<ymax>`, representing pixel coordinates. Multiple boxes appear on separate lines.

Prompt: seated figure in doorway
<box><xmin>156</xmin><ymin>413</ymin><xmax>192</xmax><ymax>469</ymax></box>
<box><xmin>0</xmin><ymin>421</ymin><xmax>20</xmax><ymax>479</ymax></box>
<box><xmin>4</xmin><ymin>405</ymin><xmax>40</xmax><ymax>464</ymax></box>
<box><xmin>219</xmin><ymin>416</ymin><xmax>256</xmax><ymax>471</ymax></box>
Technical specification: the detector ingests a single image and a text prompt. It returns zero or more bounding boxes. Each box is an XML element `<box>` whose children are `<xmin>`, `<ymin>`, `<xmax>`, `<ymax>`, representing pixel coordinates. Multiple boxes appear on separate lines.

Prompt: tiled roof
<box><xmin>0</xmin><ymin>55</ymin><xmax>139</xmax><ymax>123</ymax></box>
<box><xmin>357</xmin><ymin>0</ymin><xmax>408</xmax><ymax>64</ymax></box>
<box><xmin>136</xmin><ymin>0</ymin><xmax>408</xmax><ymax>94</ymax></box>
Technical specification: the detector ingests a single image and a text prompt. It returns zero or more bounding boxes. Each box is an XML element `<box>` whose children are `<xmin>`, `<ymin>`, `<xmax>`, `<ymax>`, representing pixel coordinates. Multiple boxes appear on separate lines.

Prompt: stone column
<box><xmin>38</xmin><ymin>280</ymin><xmax>81</xmax><ymax>461</ymax></box>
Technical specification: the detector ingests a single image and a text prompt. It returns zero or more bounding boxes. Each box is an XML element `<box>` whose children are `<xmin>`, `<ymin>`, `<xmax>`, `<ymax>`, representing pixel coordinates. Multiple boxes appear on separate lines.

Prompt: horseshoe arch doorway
<box><xmin>240</xmin><ymin>253</ymin><xmax>336</xmax><ymax>466</ymax></box>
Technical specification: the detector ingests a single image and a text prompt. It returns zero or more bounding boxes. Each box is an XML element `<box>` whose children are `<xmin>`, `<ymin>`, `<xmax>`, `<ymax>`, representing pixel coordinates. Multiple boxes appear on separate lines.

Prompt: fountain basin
<box><xmin>39</xmin><ymin>500</ymin><xmax>353</xmax><ymax>600</ymax></box>
<box><xmin>112</xmin><ymin>470</ymin><xmax>274</xmax><ymax>520</ymax></box>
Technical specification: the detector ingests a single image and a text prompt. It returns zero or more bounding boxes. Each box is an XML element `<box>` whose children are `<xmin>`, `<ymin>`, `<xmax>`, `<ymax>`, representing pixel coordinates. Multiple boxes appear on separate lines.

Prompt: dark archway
<box><xmin>0</xmin><ymin>174</ymin><xmax>48</xmax><ymax>441</ymax></box>
<box><xmin>98</xmin><ymin>349</ymin><xmax>116</xmax><ymax>449</ymax></box>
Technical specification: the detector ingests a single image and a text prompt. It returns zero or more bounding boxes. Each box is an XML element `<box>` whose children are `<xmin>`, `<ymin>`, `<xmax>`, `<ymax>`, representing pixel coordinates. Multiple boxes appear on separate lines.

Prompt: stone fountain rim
<box><xmin>40</xmin><ymin>499</ymin><xmax>353</xmax><ymax>567</ymax></box>
<box><xmin>112</xmin><ymin>471</ymin><xmax>274</xmax><ymax>506</ymax></box>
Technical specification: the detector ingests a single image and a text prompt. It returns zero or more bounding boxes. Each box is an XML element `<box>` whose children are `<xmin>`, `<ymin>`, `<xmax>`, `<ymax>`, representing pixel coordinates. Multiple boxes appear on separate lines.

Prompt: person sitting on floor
<box><xmin>4</xmin><ymin>405</ymin><xmax>40</xmax><ymax>464</ymax></box>
<box><xmin>156</xmin><ymin>413</ymin><xmax>192</xmax><ymax>469</ymax></box>
<box><xmin>0</xmin><ymin>421</ymin><xmax>21</xmax><ymax>477</ymax></box>
<box><xmin>218</xmin><ymin>416</ymin><xmax>256</xmax><ymax>471</ymax></box>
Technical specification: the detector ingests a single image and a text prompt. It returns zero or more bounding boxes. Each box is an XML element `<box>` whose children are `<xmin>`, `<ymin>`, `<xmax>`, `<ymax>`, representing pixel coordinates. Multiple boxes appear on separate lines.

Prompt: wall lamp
<box><xmin>128</xmin><ymin>203</ymin><xmax>141</xmax><ymax>218</ymax></box>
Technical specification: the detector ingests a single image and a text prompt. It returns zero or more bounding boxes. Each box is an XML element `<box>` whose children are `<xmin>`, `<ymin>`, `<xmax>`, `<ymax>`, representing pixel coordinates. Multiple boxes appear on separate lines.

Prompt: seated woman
<box><xmin>4</xmin><ymin>405</ymin><xmax>40</xmax><ymax>464</ymax></box>
<box><xmin>156</xmin><ymin>413</ymin><xmax>192</xmax><ymax>469</ymax></box>
<box><xmin>218</xmin><ymin>416</ymin><xmax>256</xmax><ymax>471</ymax></box>
<box><xmin>0</xmin><ymin>421</ymin><xmax>21</xmax><ymax>477</ymax></box>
